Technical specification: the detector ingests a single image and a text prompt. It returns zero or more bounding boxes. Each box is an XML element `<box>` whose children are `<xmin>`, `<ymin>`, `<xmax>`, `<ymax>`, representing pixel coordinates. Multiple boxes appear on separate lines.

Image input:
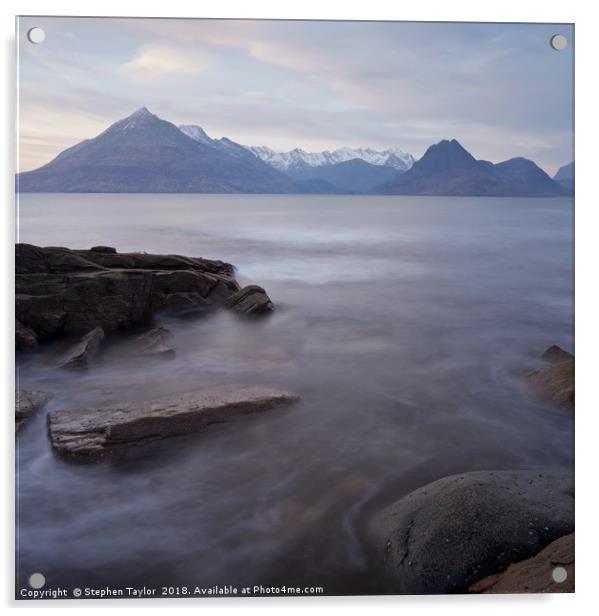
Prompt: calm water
<box><xmin>16</xmin><ymin>194</ymin><xmax>574</xmax><ymax>595</ymax></box>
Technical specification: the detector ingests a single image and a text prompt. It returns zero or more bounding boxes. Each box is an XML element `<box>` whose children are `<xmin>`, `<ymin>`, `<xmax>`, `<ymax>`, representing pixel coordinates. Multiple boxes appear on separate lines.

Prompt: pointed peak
<box><xmin>424</xmin><ymin>138</ymin><xmax>473</xmax><ymax>158</ymax></box>
<box><xmin>131</xmin><ymin>106</ymin><xmax>152</xmax><ymax>117</ymax></box>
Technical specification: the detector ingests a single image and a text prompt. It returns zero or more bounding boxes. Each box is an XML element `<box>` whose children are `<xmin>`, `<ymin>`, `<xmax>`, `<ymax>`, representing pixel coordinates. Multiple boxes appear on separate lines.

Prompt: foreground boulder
<box><xmin>58</xmin><ymin>327</ymin><xmax>104</xmax><ymax>370</ymax></box>
<box><xmin>525</xmin><ymin>359</ymin><xmax>574</xmax><ymax>409</ymax></box>
<box><xmin>47</xmin><ymin>385</ymin><xmax>300</xmax><ymax>460</ymax></box>
<box><xmin>16</xmin><ymin>244</ymin><xmax>244</xmax><ymax>343</ymax></box>
<box><xmin>469</xmin><ymin>533</ymin><xmax>574</xmax><ymax>593</ymax></box>
<box><xmin>226</xmin><ymin>285</ymin><xmax>273</xmax><ymax>315</ymax></box>
<box><xmin>16</xmin><ymin>389</ymin><xmax>53</xmax><ymax>431</ymax></box>
<box><xmin>369</xmin><ymin>470</ymin><xmax>574</xmax><ymax>594</ymax></box>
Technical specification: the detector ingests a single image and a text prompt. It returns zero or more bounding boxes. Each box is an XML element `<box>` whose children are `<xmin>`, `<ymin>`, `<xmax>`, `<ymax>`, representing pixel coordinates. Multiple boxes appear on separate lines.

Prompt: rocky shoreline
<box><xmin>16</xmin><ymin>243</ymin><xmax>273</xmax><ymax>350</ymax></box>
<box><xmin>15</xmin><ymin>243</ymin><xmax>574</xmax><ymax>594</ymax></box>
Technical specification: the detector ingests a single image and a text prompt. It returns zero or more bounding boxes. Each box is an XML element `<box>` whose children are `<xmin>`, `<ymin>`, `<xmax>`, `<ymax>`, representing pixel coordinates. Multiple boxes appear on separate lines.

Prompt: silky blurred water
<box><xmin>16</xmin><ymin>194</ymin><xmax>574</xmax><ymax>594</ymax></box>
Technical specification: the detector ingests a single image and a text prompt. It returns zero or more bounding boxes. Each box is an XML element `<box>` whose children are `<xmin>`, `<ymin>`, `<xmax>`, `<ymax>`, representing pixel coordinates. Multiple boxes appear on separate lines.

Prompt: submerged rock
<box><xmin>15</xmin><ymin>244</ymin><xmax>247</xmax><ymax>343</ymax></box>
<box><xmin>469</xmin><ymin>533</ymin><xmax>574</xmax><ymax>593</ymax></box>
<box><xmin>226</xmin><ymin>285</ymin><xmax>273</xmax><ymax>315</ymax></box>
<box><xmin>369</xmin><ymin>470</ymin><xmax>574</xmax><ymax>594</ymax></box>
<box><xmin>16</xmin><ymin>389</ymin><xmax>53</xmax><ymax>431</ymax></box>
<box><xmin>525</xmin><ymin>359</ymin><xmax>574</xmax><ymax>409</ymax></box>
<box><xmin>57</xmin><ymin>327</ymin><xmax>104</xmax><ymax>370</ymax></box>
<box><xmin>47</xmin><ymin>385</ymin><xmax>300</xmax><ymax>460</ymax></box>
<box><xmin>128</xmin><ymin>326</ymin><xmax>175</xmax><ymax>359</ymax></box>
<box><xmin>541</xmin><ymin>345</ymin><xmax>574</xmax><ymax>364</ymax></box>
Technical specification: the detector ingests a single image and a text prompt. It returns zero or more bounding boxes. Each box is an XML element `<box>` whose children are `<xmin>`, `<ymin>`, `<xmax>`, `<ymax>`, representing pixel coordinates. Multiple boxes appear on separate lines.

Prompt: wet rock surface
<box><xmin>126</xmin><ymin>326</ymin><xmax>175</xmax><ymax>359</ymax></box>
<box><xmin>525</xmin><ymin>358</ymin><xmax>574</xmax><ymax>409</ymax></box>
<box><xmin>57</xmin><ymin>326</ymin><xmax>104</xmax><ymax>370</ymax></box>
<box><xmin>540</xmin><ymin>344</ymin><xmax>573</xmax><ymax>364</ymax></box>
<box><xmin>226</xmin><ymin>285</ymin><xmax>274</xmax><ymax>315</ymax></box>
<box><xmin>16</xmin><ymin>244</ymin><xmax>243</xmax><ymax>342</ymax></box>
<box><xmin>369</xmin><ymin>470</ymin><xmax>574</xmax><ymax>594</ymax></box>
<box><xmin>16</xmin><ymin>389</ymin><xmax>53</xmax><ymax>432</ymax></box>
<box><xmin>47</xmin><ymin>385</ymin><xmax>301</xmax><ymax>460</ymax></box>
<box><xmin>16</xmin><ymin>320</ymin><xmax>37</xmax><ymax>349</ymax></box>
<box><xmin>469</xmin><ymin>532</ymin><xmax>574</xmax><ymax>593</ymax></box>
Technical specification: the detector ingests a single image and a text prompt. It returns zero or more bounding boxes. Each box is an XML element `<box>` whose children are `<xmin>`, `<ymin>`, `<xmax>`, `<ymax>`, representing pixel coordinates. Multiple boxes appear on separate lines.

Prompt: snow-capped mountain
<box><xmin>17</xmin><ymin>109</ymin><xmax>295</xmax><ymax>193</ymax></box>
<box><xmin>247</xmin><ymin>146</ymin><xmax>415</xmax><ymax>172</ymax></box>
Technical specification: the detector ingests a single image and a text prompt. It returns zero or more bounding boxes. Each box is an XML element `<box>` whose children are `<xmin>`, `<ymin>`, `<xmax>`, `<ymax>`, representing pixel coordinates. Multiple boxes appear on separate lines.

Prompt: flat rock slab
<box><xmin>369</xmin><ymin>470</ymin><xmax>574</xmax><ymax>594</ymax></box>
<box><xmin>16</xmin><ymin>389</ymin><xmax>53</xmax><ymax>431</ymax></box>
<box><xmin>470</xmin><ymin>533</ymin><xmax>574</xmax><ymax>593</ymax></box>
<box><xmin>47</xmin><ymin>386</ymin><xmax>300</xmax><ymax>460</ymax></box>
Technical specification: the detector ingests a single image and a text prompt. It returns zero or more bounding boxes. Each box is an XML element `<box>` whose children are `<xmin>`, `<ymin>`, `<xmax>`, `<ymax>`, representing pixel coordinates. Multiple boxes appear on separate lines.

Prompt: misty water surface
<box><xmin>16</xmin><ymin>194</ymin><xmax>574</xmax><ymax>593</ymax></box>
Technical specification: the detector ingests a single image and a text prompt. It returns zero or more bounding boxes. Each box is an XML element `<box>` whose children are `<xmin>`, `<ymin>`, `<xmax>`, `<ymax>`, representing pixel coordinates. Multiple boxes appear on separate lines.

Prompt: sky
<box><xmin>17</xmin><ymin>17</ymin><xmax>574</xmax><ymax>175</ymax></box>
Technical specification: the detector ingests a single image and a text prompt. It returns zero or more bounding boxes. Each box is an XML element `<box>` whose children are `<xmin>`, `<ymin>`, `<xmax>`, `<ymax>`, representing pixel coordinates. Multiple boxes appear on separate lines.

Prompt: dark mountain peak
<box><xmin>494</xmin><ymin>157</ymin><xmax>552</xmax><ymax>179</ymax></box>
<box><xmin>411</xmin><ymin>138</ymin><xmax>479</xmax><ymax>176</ymax></box>
<box><xmin>425</xmin><ymin>138</ymin><xmax>474</xmax><ymax>159</ymax></box>
<box><xmin>554</xmin><ymin>161</ymin><xmax>574</xmax><ymax>181</ymax></box>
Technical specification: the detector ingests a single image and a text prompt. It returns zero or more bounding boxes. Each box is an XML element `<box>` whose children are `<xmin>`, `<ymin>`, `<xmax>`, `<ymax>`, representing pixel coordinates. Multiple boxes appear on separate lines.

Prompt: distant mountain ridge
<box><xmin>286</xmin><ymin>158</ymin><xmax>403</xmax><ymax>194</ymax></box>
<box><xmin>247</xmin><ymin>145</ymin><xmax>415</xmax><ymax>172</ymax></box>
<box><xmin>17</xmin><ymin>109</ymin><xmax>568</xmax><ymax>197</ymax></box>
<box><xmin>379</xmin><ymin>139</ymin><xmax>567</xmax><ymax>197</ymax></box>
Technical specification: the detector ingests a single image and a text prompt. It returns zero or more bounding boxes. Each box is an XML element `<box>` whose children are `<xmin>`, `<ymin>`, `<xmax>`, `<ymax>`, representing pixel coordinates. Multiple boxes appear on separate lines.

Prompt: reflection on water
<box><xmin>16</xmin><ymin>194</ymin><xmax>574</xmax><ymax>593</ymax></box>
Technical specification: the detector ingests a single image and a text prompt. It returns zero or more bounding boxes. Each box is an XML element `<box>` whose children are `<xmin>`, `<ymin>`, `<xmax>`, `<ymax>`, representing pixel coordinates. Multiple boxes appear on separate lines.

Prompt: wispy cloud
<box><xmin>118</xmin><ymin>43</ymin><xmax>215</xmax><ymax>81</ymax></box>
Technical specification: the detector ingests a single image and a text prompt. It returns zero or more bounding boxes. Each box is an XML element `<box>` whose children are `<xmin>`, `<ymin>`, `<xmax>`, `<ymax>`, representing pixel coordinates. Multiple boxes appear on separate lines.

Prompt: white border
<box><xmin>2</xmin><ymin>1</ymin><xmax>597</xmax><ymax>614</ymax></box>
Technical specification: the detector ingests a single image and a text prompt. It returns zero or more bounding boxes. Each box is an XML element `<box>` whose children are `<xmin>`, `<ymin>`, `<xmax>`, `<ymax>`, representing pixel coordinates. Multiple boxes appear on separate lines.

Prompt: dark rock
<box><xmin>469</xmin><ymin>533</ymin><xmax>574</xmax><ymax>593</ymax></box>
<box><xmin>15</xmin><ymin>244</ymin><xmax>251</xmax><ymax>343</ymax></box>
<box><xmin>57</xmin><ymin>327</ymin><xmax>104</xmax><ymax>370</ymax></box>
<box><xmin>541</xmin><ymin>345</ymin><xmax>574</xmax><ymax>364</ymax></box>
<box><xmin>47</xmin><ymin>385</ymin><xmax>301</xmax><ymax>459</ymax></box>
<box><xmin>525</xmin><ymin>359</ymin><xmax>574</xmax><ymax>409</ymax></box>
<box><xmin>16</xmin><ymin>319</ymin><xmax>37</xmax><ymax>349</ymax></box>
<box><xmin>16</xmin><ymin>389</ymin><xmax>53</xmax><ymax>431</ymax></box>
<box><xmin>369</xmin><ymin>470</ymin><xmax>574</xmax><ymax>594</ymax></box>
<box><xmin>128</xmin><ymin>327</ymin><xmax>175</xmax><ymax>359</ymax></box>
<box><xmin>226</xmin><ymin>285</ymin><xmax>273</xmax><ymax>315</ymax></box>
<box><xmin>90</xmin><ymin>245</ymin><xmax>117</xmax><ymax>254</ymax></box>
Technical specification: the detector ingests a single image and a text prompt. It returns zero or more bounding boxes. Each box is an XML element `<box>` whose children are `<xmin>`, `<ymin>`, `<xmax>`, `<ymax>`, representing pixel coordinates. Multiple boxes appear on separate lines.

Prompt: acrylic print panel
<box><xmin>15</xmin><ymin>17</ymin><xmax>574</xmax><ymax>599</ymax></box>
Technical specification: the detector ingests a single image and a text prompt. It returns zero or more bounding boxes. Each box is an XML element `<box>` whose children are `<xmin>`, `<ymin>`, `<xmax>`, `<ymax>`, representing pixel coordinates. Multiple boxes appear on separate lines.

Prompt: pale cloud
<box><xmin>119</xmin><ymin>43</ymin><xmax>215</xmax><ymax>80</ymax></box>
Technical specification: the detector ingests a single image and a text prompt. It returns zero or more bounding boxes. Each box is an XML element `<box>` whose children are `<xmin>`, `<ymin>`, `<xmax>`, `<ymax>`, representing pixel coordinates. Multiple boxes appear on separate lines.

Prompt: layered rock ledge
<box><xmin>369</xmin><ymin>469</ymin><xmax>574</xmax><ymax>594</ymax></box>
<box><xmin>47</xmin><ymin>385</ymin><xmax>300</xmax><ymax>460</ymax></box>
<box><xmin>16</xmin><ymin>244</ymin><xmax>273</xmax><ymax>346</ymax></box>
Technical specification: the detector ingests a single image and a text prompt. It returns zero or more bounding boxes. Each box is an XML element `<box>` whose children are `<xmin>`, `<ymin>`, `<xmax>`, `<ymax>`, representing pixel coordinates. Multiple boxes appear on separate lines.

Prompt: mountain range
<box><xmin>246</xmin><ymin>145</ymin><xmax>414</xmax><ymax>172</ymax></box>
<box><xmin>17</xmin><ymin>108</ymin><xmax>569</xmax><ymax>197</ymax></box>
<box><xmin>379</xmin><ymin>139</ymin><xmax>567</xmax><ymax>197</ymax></box>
